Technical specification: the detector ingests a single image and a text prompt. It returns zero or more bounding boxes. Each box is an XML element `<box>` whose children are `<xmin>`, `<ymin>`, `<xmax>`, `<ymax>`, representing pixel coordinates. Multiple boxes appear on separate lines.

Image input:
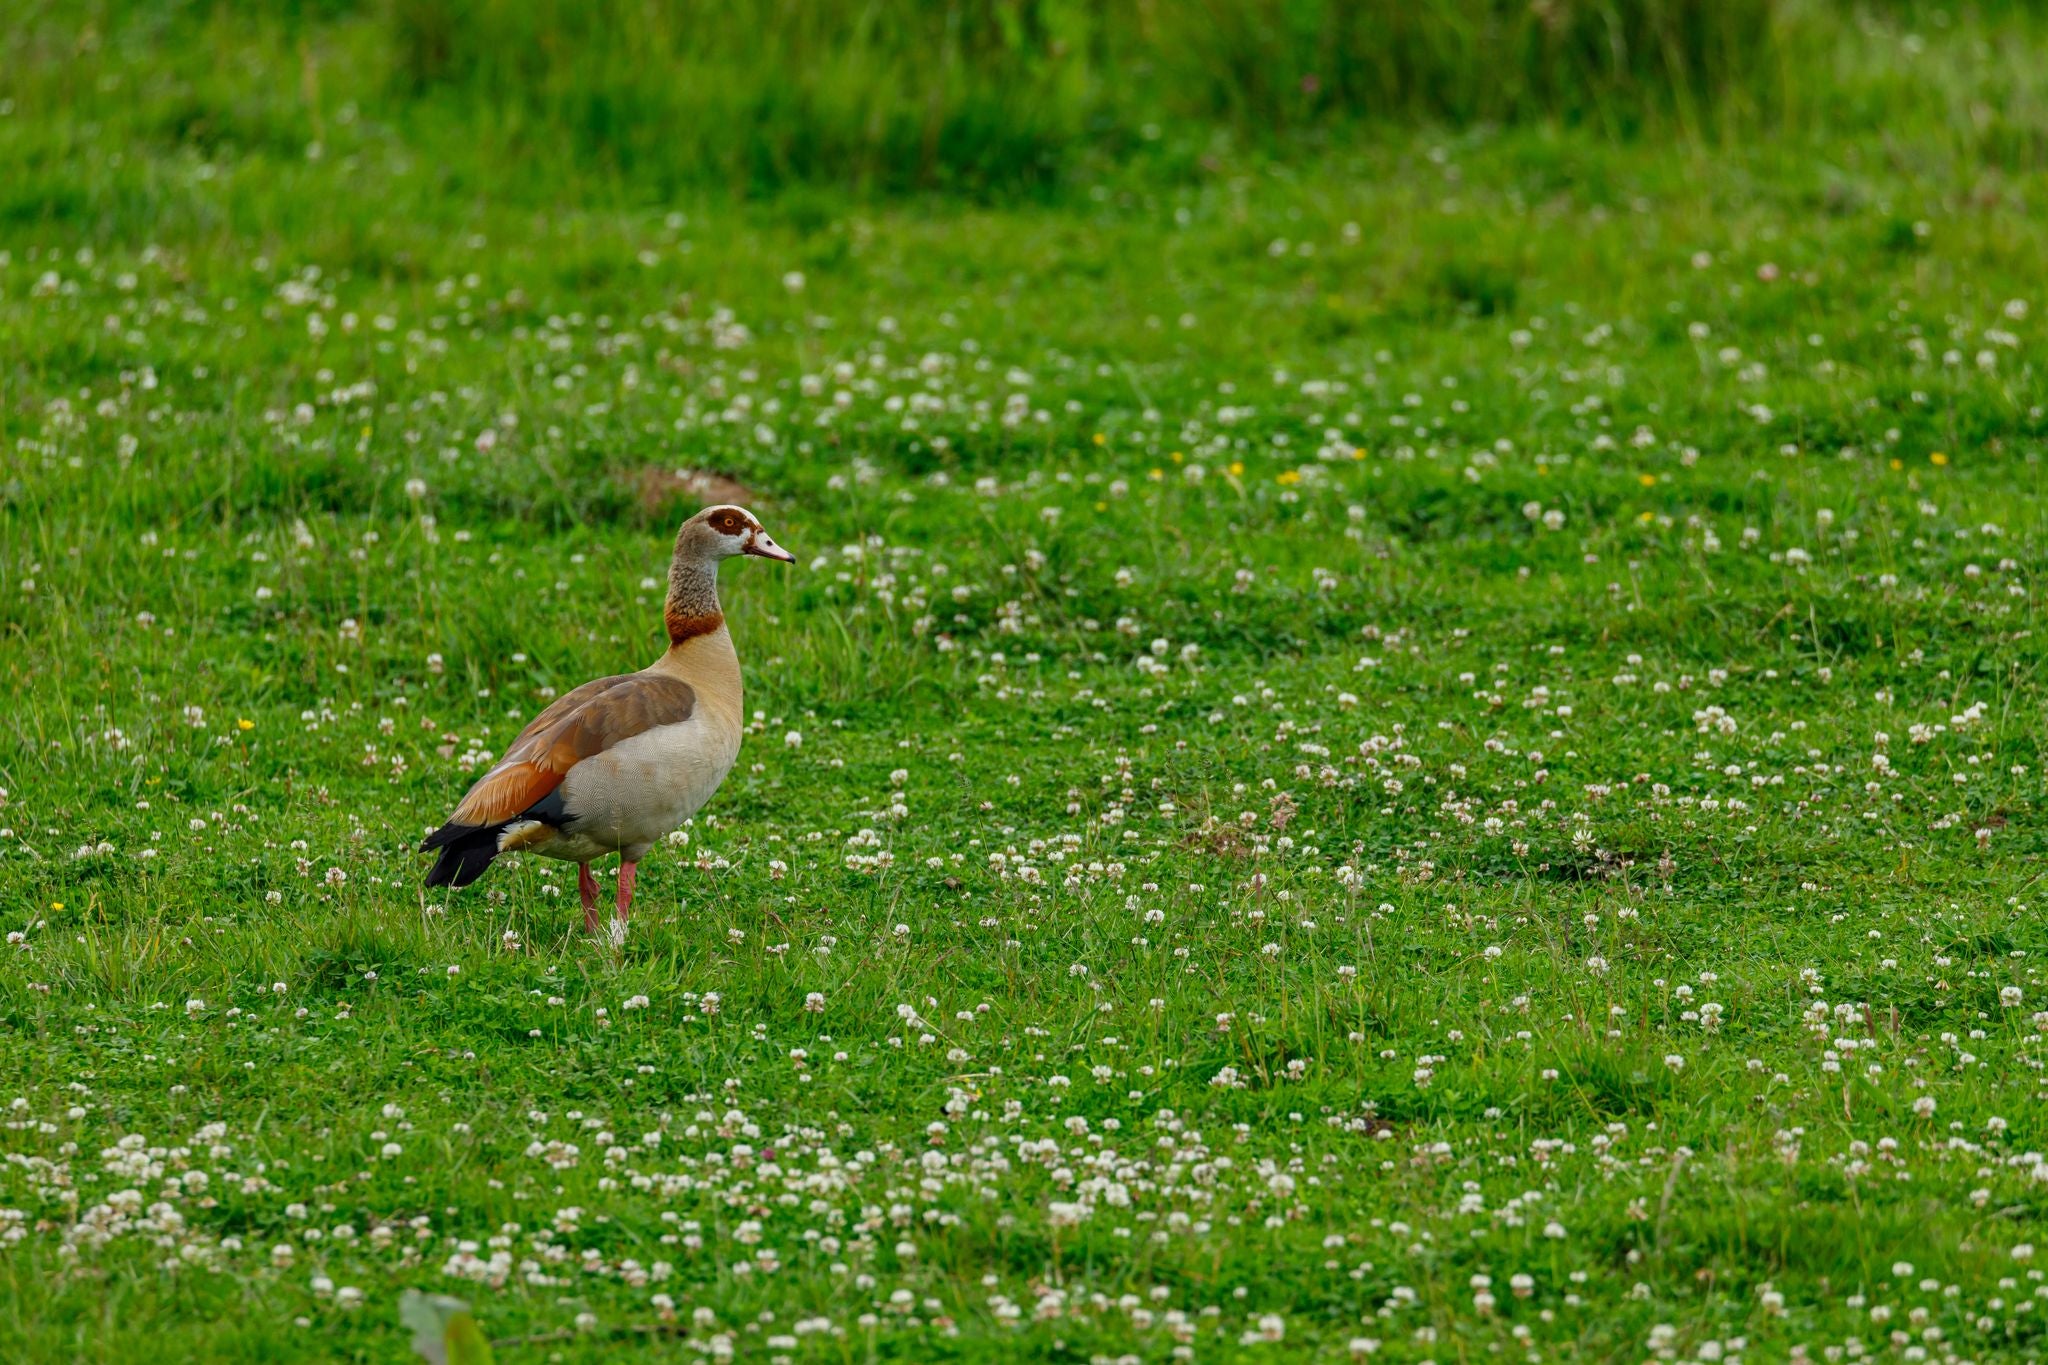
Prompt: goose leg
<box><xmin>578</xmin><ymin>862</ymin><xmax>601</xmax><ymax>935</ymax></box>
<box><xmin>611</xmin><ymin>859</ymin><xmax>639</xmax><ymax>946</ymax></box>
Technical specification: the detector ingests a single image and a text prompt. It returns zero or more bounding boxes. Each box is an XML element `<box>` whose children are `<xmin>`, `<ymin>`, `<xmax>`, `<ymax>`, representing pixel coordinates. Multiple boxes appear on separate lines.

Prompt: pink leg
<box><xmin>578</xmin><ymin>863</ymin><xmax>600</xmax><ymax>934</ymax></box>
<box><xmin>612</xmin><ymin>859</ymin><xmax>639</xmax><ymax>943</ymax></box>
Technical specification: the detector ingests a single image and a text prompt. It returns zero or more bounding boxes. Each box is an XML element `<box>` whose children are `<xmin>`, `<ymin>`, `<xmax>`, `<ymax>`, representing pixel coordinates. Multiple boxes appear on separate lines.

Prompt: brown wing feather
<box><xmin>448</xmin><ymin>673</ymin><xmax>697</xmax><ymax>826</ymax></box>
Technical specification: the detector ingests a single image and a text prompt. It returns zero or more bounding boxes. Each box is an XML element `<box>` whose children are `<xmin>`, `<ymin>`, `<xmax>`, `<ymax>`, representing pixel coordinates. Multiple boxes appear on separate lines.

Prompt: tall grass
<box><xmin>376</xmin><ymin>0</ymin><xmax>1779</xmax><ymax>194</ymax></box>
<box><xmin>12</xmin><ymin>0</ymin><xmax>2046</xmax><ymax>206</ymax></box>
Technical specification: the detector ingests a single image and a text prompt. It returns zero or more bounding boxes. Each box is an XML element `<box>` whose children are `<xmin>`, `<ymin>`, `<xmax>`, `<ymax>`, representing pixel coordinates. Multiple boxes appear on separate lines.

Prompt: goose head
<box><xmin>680</xmin><ymin>504</ymin><xmax>796</xmax><ymax>564</ymax></box>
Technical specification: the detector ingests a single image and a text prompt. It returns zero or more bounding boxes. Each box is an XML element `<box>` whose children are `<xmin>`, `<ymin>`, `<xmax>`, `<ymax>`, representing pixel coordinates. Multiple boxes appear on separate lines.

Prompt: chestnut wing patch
<box><xmin>448</xmin><ymin>673</ymin><xmax>698</xmax><ymax>827</ymax></box>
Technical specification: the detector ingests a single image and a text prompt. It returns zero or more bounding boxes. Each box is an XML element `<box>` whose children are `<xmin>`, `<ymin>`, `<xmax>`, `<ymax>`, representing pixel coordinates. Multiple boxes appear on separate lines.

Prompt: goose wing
<box><xmin>444</xmin><ymin>673</ymin><xmax>699</xmax><ymax>829</ymax></box>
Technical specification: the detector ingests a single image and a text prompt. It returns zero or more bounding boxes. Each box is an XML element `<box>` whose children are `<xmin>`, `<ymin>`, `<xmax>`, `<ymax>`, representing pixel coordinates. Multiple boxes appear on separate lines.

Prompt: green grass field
<box><xmin>5</xmin><ymin>2</ymin><xmax>2048</xmax><ymax>1360</ymax></box>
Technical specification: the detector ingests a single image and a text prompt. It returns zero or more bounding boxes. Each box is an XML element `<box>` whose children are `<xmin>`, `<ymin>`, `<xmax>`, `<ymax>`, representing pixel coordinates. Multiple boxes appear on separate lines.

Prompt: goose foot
<box><xmin>608</xmin><ymin>859</ymin><xmax>639</xmax><ymax>945</ymax></box>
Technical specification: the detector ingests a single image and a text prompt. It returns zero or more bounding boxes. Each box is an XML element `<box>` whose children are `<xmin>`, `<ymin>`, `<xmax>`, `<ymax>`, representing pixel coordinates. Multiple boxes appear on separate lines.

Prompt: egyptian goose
<box><xmin>422</xmin><ymin>505</ymin><xmax>794</xmax><ymax>939</ymax></box>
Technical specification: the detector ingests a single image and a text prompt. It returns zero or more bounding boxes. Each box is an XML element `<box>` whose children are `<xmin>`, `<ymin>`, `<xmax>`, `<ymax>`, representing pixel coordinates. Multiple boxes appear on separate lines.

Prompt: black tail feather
<box><xmin>421</xmin><ymin>822</ymin><xmax>506</xmax><ymax>889</ymax></box>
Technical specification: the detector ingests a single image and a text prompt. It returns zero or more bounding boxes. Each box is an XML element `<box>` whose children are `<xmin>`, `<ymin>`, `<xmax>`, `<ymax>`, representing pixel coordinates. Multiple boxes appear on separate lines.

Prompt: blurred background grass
<box><xmin>4</xmin><ymin>0</ymin><xmax>2046</xmax><ymax>213</ymax></box>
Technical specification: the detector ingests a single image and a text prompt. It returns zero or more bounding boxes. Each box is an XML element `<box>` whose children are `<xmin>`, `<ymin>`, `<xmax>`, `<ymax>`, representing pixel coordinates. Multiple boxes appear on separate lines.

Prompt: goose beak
<box><xmin>746</xmin><ymin>533</ymin><xmax>797</xmax><ymax>564</ymax></box>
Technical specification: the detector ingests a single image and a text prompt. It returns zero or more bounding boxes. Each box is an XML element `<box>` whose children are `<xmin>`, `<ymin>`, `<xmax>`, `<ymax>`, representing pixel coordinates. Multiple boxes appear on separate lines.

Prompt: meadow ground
<box><xmin>5</xmin><ymin>3</ymin><xmax>2048</xmax><ymax>1362</ymax></box>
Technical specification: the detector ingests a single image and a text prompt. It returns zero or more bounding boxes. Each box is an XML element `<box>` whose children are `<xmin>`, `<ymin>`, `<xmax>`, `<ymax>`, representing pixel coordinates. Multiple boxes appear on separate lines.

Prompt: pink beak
<box><xmin>746</xmin><ymin>533</ymin><xmax>796</xmax><ymax>563</ymax></box>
